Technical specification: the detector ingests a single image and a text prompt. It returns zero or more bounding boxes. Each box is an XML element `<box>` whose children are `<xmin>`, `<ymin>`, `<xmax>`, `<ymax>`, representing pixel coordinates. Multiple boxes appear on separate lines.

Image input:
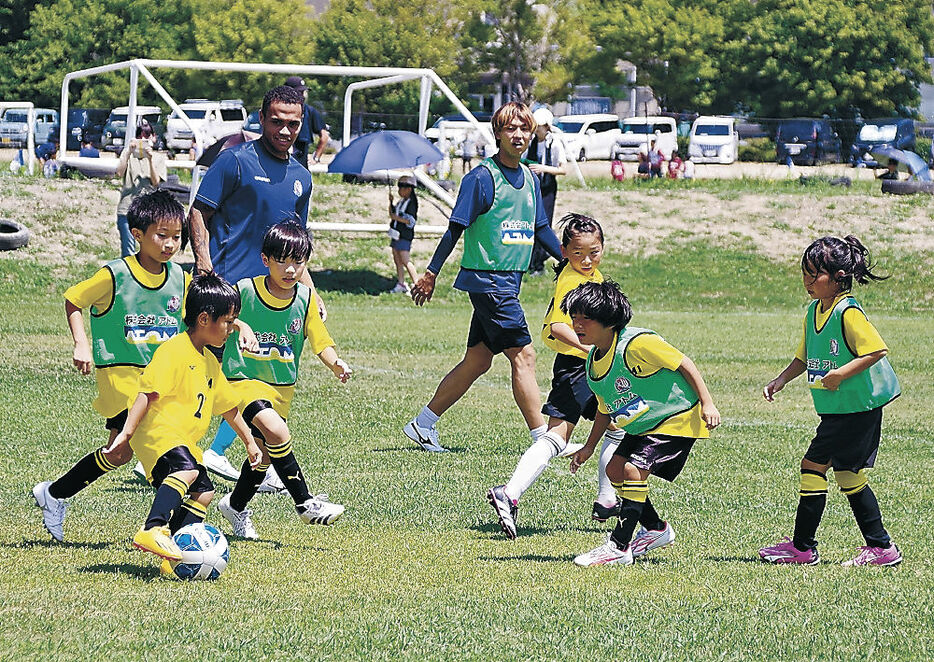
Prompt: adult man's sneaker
<box><xmin>132</xmin><ymin>462</ymin><xmax>148</xmax><ymax>483</ymax></box>
<box><xmin>486</xmin><ymin>485</ymin><xmax>518</xmax><ymax>540</ymax></box>
<box><xmin>297</xmin><ymin>494</ymin><xmax>345</xmax><ymax>525</ymax></box>
<box><xmin>630</xmin><ymin>522</ymin><xmax>675</xmax><ymax>558</ymax></box>
<box><xmin>403</xmin><ymin>418</ymin><xmax>448</xmax><ymax>452</ymax></box>
<box><xmin>574</xmin><ymin>534</ymin><xmax>634</xmax><ymax>567</ymax></box>
<box><xmin>32</xmin><ymin>481</ymin><xmax>67</xmax><ymax>542</ymax></box>
<box><xmin>202</xmin><ymin>449</ymin><xmax>241</xmax><ymax>482</ymax></box>
<box><xmin>591</xmin><ymin>498</ymin><xmax>622</xmax><ymax>523</ymax></box>
<box><xmin>256</xmin><ymin>466</ymin><xmax>286</xmax><ymax>494</ymax></box>
<box><xmin>842</xmin><ymin>544</ymin><xmax>902</xmax><ymax>567</ymax></box>
<box><xmin>758</xmin><ymin>536</ymin><xmax>819</xmax><ymax>565</ymax></box>
<box><xmin>132</xmin><ymin>525</ymin><xmax>182</xmax><ymax>560</ymax></box>
<box><xmin>218</xmin><ymin>493</ymin><xmax>258</xmax><ymax>539</ymax></box>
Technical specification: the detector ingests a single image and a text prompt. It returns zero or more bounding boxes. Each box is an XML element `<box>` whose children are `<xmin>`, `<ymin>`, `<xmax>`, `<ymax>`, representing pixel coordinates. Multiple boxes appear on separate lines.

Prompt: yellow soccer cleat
<box><xmin>160</xmin><ymin>559</ymin><xmax>179</xmax><ymax>578</ymax></box>
<box><xmin>132</xmin><ymin>525</ymin><xmax>182</xmax><ymax>561</ymax></box>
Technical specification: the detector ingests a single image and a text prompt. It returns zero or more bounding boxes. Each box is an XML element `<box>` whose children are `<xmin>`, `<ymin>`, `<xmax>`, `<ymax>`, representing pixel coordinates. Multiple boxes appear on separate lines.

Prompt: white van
<box><xmin>165</xmin><ymin>99</ymin><xmax>247</xmax><ymax>154</ymax></box>
<box><xmin>556</xmin><ymin>113</ymin><xmax>621</xmax><ymax>161</ymax></box>
<box><xmin>613</xmin><ymin>116</ymin><xmax>677</xmax><ymax>160</ymax></box>
<box><xmin>688</xmin><ymin>116</ymin><xmax>739</xmax><ymax>164</ymax></box>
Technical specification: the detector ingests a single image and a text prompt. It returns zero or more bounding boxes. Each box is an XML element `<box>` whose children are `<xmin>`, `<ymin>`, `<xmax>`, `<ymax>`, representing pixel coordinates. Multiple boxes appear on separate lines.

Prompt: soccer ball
<box><xmin>164</xmin><ymin>523</ymin><xmax>229</xmax><ymax>580</ymax></box>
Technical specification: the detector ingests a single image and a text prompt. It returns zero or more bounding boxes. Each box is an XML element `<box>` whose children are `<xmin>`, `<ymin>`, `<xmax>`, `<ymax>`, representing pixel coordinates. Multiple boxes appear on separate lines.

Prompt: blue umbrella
<box><xmin>328</xmin><ymin>130</ymin><xmax>444</xmax><ymax>174</ymax></box>
<box><xmin>871</xmin><ymin>146</ymin><xmax>932</xmax><ymax>182</ymax></box>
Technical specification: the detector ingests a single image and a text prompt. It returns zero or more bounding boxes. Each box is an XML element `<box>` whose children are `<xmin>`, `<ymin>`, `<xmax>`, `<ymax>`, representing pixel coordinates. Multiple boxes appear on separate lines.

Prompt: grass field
<box><xmin>1</xmin><ymin>171</ymin><xmax>933</xmax><ymax>660</ymax></box>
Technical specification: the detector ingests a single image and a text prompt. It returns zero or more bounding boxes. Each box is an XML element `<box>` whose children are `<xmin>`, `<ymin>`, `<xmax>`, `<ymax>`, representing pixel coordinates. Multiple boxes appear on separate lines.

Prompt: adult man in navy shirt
<box><xmin>284</xmin><ymin>76</ymin><xmax>330</xmax><ymax>169</ymax></box>
<box><xmin>404</xmin><ymin>102</ymin><xmax>563</xmax><ymax>457</ymax></box>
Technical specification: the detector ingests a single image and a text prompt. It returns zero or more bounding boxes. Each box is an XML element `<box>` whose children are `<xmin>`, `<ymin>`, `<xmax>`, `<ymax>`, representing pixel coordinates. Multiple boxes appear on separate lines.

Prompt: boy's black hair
<box><xmin>127</xmin><ymin>189</ymin><xmax>188</xmax><ymax>249</ymax></box>
<box><xmin>183</xmin><ymin>273</ymin><xmax>241</xmax><ymax>328</ymax></box>
<box><xmin>561</xmin><ymin>279</ymin><xmax>632</xmax><ymax>333</ymax></box>
<box><xmin>261</xmin><ymin>85</ymin><xmax>304</xmax><ymax>115</ymax></box>
<box><xmin>802</xmin><ymin>235</ymin><xmax>887</xmax><ymax>292</ymax></box>
<box><xmin>262</xmin><ymin>220</ymin><xmax>313</xmax><ymax>262</ymax></box>
<box><xmin>552</xmin><ymin>213</ymin><xmax>604</xmax><ymax>279</ymax></box>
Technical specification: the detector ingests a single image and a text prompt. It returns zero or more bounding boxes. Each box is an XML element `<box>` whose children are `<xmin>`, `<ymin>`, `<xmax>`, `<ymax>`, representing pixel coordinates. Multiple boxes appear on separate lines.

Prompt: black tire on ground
<box><xmin>578</xmin><ymin>148</ymin><xmax>586</xmax><ymax>162</ymax></box>
<box><xmin>881</xmin><ymin>179</ymin><xmax>934</xmax><ymax>195</ymax></box>
<box><xmin>0</xmin><ymin>219</ymin><xmax>29</xmax><ymax>251</ymax></box>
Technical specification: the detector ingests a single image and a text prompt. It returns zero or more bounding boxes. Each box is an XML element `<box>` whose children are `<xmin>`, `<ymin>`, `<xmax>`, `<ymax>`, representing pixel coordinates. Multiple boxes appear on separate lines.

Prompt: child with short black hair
<box><xmin>566</xmin><ymin>280</ymin><xmax>720</xmax><ymax>566</ymax></box>
<box><xmin>759</xmin><ymin>235</ymin><xmax>901</xmax><ymax>566</ymax></box>
<box><xmin>217</xmin><ymin>221</ymin><xmax>351</xmax><ymax>538</ymax></box>
<box><xmin>107</xmin><ymin>273</ymin><xmax>261</xmax><ymax>563</ymax></box>
<box><xmin>33</xmin><ymin>189</ymin><xmax>189</xmax><ymax>542</ymax></box>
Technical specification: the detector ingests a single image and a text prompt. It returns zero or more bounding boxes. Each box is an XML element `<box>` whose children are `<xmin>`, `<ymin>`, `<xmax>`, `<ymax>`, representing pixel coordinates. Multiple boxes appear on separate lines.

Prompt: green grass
<box><xmin>1</xmin><ymin>178</ymin><xmax>933</xmax><ymax>660</ymax></box>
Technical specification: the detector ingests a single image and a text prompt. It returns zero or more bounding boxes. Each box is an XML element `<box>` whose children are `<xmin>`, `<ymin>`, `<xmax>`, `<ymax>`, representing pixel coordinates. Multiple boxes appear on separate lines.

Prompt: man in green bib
<box><xmin>405</xmin><ymin>102</ymin><xmax>563</xmax><ymax>456</ymax></box>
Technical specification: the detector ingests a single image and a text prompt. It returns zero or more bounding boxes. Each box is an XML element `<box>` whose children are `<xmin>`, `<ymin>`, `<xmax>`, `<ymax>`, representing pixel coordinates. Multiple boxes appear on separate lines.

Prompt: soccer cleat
<box><xmin>403</xmin><ymin>418</ymin><xmax>448</xmax><ymax>452</ymax></box>
<box><xmin>390</xmin><ymin>283</ymin><xmax>409</xmax><ymax>294</ymax></box>
<box><xmin>573</xmin><ymin>534</ymin><xmax>634</xmax><ymax>567</ymax></box>
<box><xmin>132</xmin><ymin>525</ymin><xmax>183</xmax><ymax>560</ymax></box>
<box><xmin>591</xmin><ymin>498</ymin><xmax>622</xmax><ymax>523</ymax></box>
<box><xmin>159</xmin><ymin>559</ymin><xmax>176</xmax><ymax>578</ymax></box>
<box><xmin>32</xmin><ymin>481</ymin><xmax>67</xmax><ymax>542</ymax></box>
<box><xmin>630</xmin><ymin>522</ymin><xmax>675</xmax><ymax>558</ymax></box>
<box><xmin>486</xmin><ymin>485</ymin><xmax>518</xmax><ymax>540</ymax></box>
<box><xmin>758</xmin><ymin>536</ymin><xmax>819</xmax><ymax>565</ymax></box>
<box><xmin>202</xmin><ymin>449</ymin><xmax>241</xmax><ymax>482</ymax></box>
<box><xmin>297</xmin><ymin>494</ymin><xmax>345</xmax><ymax>525</ymax></box>
<box><xmin>842</xmin><ymin>544</ymin><xmax>902</xmax><ymax>567</ymax></box>
<box><xmin>218</xmin><ymin>493</ymin><xmax>258</xmax><ymax>539</ymax></box>
<box><xmin>132</xmin><ymin>461</ymin><xmax>148</xmax><ymax>483</ymax></box>
<box><xmin>256</xmin><ymin>466</ymin><xmax>286</xmax><ymax>494</ymax></box>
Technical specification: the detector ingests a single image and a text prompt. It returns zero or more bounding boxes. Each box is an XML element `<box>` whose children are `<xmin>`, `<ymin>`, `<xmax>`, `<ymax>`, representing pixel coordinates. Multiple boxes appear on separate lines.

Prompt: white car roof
<box><xmin>558</xmin><ymin>113</ymin><xmax>619</xmax><ymax>122</ymax></box>
<box><xmin>111</xmin><ymin>106</ymin><xmax>161</xmax><ymax>114</ymax></box>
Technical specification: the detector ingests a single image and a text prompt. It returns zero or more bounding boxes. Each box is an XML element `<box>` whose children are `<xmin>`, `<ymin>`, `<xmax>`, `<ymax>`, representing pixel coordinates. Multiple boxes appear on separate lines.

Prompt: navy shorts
<box><xmin>804</xmin><ymin>406</ymin><xmax>883</xmax><ymax>472</ymax></box>
<box><xmin>150</xmin><ymin>446</ymin><xmax>214</xmax><ymax>494</ymax></box>
<box><xmin>466</xmin><ymin>291</ymin><xmax>532</xmax><ymax>355</ymax></box>
<box><xmin>542</xmin><ymin>353</ymin><xmax>597</xmax><ymax>425</ymax></box>
<box><xmin>614</xmin><ymin>433</ymin><xmax>697</xmax><ymax>482</ymax></box>
<box><xmin>390</xmin><ymin>238</ymin><xmax>412</xmax><ymax>252</ymax></box>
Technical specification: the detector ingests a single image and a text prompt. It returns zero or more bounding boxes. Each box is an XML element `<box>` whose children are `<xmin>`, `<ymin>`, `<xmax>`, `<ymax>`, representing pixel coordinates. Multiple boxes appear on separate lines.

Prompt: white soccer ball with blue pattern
<box><xmin>166</xmin><ymin>523</ymin><xmax>229</xmax><ymax>580</ymax></box>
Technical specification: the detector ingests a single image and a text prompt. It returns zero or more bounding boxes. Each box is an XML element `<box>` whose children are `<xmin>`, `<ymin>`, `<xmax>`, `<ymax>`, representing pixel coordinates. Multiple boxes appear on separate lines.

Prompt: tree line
<box><xmin>2</xmin><ymin>0</ymin><xmax>932</xmax><ymax>120</ymax></box>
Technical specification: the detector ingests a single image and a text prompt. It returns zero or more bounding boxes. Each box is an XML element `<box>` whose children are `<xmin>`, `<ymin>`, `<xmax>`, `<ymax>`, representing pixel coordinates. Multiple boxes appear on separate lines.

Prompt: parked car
<box><xmin>688</xmin><ymin>116</ymin><xmax>739</xmax><ymax>164</ymax></box>
<box><xmin>850</xmin><ymin>118</ymin><xmax>915</xmax><ymax>168</ymax></box>
<box><xmin>100</xmin><ymin>106</ymin><xmax>165</xmax><ymax>153</ymax></box>
<box><xmin>775</xmin><ymin>119</ymin><xmax>841</xmax><ymax>165</ymax></box>
<box><xmin>0</xmin><ymin>108</ymin><xmax>58</xmax><ymax>148</ymax></box>
<box><xmin>243</xmin><ymin>110</ymin><xmax>261</xmax><ymax>133</ymax></box>
<box><xmin>612</xmin><ymin>116</ymin><xmax>677</xmax><ymax>161</ymax></box>
<box><xmin>51</xmin><ymin>108</ymin><xmax>109</xmax><ymax>150</ymax></box>
<box><xmin>165</xmin><ymin>99</ymin><xmax>247</xmax><ymax>154</ymax></box>
<box><xmin>557</xmin><ymin>113</ymin><xmax>621</xmax><ymax>161</ymax></box>
<box><xmin>424</xmin><ymin>112</ymin><xmax>493</xmax><ymax>145</ymax></box>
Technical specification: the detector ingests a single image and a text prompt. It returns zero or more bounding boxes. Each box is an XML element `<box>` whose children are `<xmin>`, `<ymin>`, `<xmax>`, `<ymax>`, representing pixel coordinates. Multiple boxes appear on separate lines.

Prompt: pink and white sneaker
<box><xmin>573</xmin><ymin>534</ymin><xmax>633</xmax><ymax>567</ymax></box>
<box><xmin>842</xmin><ymin>544</ymin><xmax>902</xmax><ymax>567</ymax></box>
<box><xmin>758</xmin><ymin>536</ymin><xmax>819</xmax><ymax>565</ymax></box>
<box><xmin>630</xmin><ymin>522</ymin><xmax>675</xmax><ymax>558</ymax></box>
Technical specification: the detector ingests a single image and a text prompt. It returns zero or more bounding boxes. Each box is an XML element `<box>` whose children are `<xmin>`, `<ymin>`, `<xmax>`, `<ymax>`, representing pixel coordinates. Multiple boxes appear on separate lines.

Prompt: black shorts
<box><xmin>542</xmin><ymin>354</ymin><xmax>597</xmax><ymax>425</ymax></box>
<box><xmin>243</xmin><ymin>399</ymin><xmax>274</xmax><ymax>441</ymax></box>
<box><xmin>105</xmin><ymin>409</ymin><xmax>128</xmax><ymax>432</ymax></box>
<box><xmin>614</xmin><ymin>433</ymin><xmax>697</xmax><ymax>482</ymax></box>
<box><xmin>150</xmin><ymin>446</ymin><xmax>214</xmax><ymax>494</ymax></box>
<box><xmin>804</xmin><ymin>407</ymin><xmax>883</xmax><ymax>472</ymax></box>
<box><xmin>466</xmin><ymin>291</ymin><xmax>532</xmax><ymax>355</ymax></box>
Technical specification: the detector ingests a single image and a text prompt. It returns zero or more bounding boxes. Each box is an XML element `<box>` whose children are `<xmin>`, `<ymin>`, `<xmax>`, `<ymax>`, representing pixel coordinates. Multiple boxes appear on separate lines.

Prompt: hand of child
<box><xmin>332</xmin><ymin>358</ymin><xmax>352</xmax><ymax>383</ymax></box>
<box><xmin>73</xmin><ymin>342</ymin><xmax>93</xmax><ymax>375</ymax></box>
<box><xmin>245</xmin><ymin>439</ymin><xmax>262</xmax><ymax>469</ymax></box>
<box><xmin>819</xmin><ymin>370</ymin><xmax>842</xmax><ymax>391</ymax></box>
<box><xmin>762</xmin><ymin>377</ymin><xmax>785</xmax><ymax>402</ymax></box>
<box><xmin>237</xmin><ymin>324</ymin><xmax>259</xmax><ymax>353</ymax></box>
<box><xmin>702</xmin><ymin>402</ymin><xmax>721</xmax><ymax>429</ymax></box>
<box><xmin>103</xmin><ymin>431</ymin><xmax>131</xmax><ymax>456</ymax></box>
<box><xmin>569</xmin><ymin>445</ymin><xmax>594</xmax><ymax>474</ymax></box>
<box><xmin>527</xmin><ymin>163</ymin><xmax>544</xmax><ymax>175</ymax></box>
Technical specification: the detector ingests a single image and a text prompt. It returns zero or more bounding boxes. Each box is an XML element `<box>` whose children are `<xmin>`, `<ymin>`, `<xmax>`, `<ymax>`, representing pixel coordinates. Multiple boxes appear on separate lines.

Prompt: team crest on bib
<box><xmin>288</xmin><ymin>318</ymin><xmax>302</xmax><ymax>334</ymax></box>
<box><xmin>293</xmin><ymin>179</ymin><xmax>303</xmax><ymax>197</ymax></box>
<box><xmin>615</xmin><ymin>376</ymin><xmax>631</xmax><ymax>393</ymax></box>
<box><xmin>166</xmin><ymin>295</ymin><xmax>181</xmax><ymax>313</ymax></box>
<box><xmin>829</xmin><ymin>338</ymin><xmax>839</xmax><ymax>356</ymax></box>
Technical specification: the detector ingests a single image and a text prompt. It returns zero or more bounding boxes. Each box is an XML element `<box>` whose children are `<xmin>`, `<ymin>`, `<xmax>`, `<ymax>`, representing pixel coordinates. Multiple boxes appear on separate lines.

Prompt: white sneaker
<box><xmin>218</xmin><ymin>493</ymin><xmax>258</xmax><ymax>539</ymax></box>
<box><xmin>573</xmin><ymin>534</ymin><xmax>633</xmax><ymax>567</ymax></box>
<box><xmin>630</xmin><ymin>522</ymin><xmax>675</xmax><ymax>558</ymax></box>
<box><xmin>132</xmin><ymin>461</ymin><xmax>148</xmax><ymax>483</ymax></box>
<box><xmin>390</xmin><ymin>282</ymin><xmax>409</xmax><ymax>294</ymax></box>
<box><xmin>202</xmin><ymin>449</ymin><xmax>241</xmax><ymax>482</ymax></box>
<box><xmin>403</xmin><ymin>418</ymin><xmax>448</xmax><ymax>452</ymax></box>
<box><xmin>297</xmin><ymin>494</ymin><xmax>345</xmax><ymax>525</ymax></box>
<box><xmin>256</xmin><ymin>466</ymin><xmax>286</xmax><ymax>494</ymax></box>
<box><xmin>32</xmin><ymin>481</ymin><xmax>67</xmax><ymax>542</ymax></box>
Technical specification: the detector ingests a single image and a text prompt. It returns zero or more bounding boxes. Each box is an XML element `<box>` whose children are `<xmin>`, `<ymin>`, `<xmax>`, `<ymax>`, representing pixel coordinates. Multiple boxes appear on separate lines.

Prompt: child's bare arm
<box><xmin>820</xmin><ymin>349</ymin><xmax>886</xmax><ymax>391</ymax></box>
<box><xmin>232</xmin><ymin>319</ymin><xmax>259</xmax><ymax>353</ymax></box>
<box><xmin>548</xmin><ymin>322</ymin><xmax>592</xmax><ymax>355</ymax></box>
<box><xmin>678</xmin><ymin>355</ymin><xmax>720</xmax><ymax>429</ymax></box>
<box><xmin>763</xmin><ymin>358</ymin><xmax>806</xmax><ymax>401</ymax></box>
<box><xmin>317</xmin><ymin>346</ymin><xmax>352</xmax><ymax>383</ymax></box>
<box><xmin>221</xmin><ymin>408</ymin><xmax>262</xmax><ymax>468</ymax></box>
<box><xmin>299</xmin><ymin>269</ymin><xmax>327</xmax><ymax>322</ymax></box>
<box><xmin>104</xmin><ymin>392</ymin><xmax>156</xmax><ymax>453</ymax></box>
<box><xmin>570</xmin><ymin>411</ymin><xmax>610</xmax><ymax>473</ymax></box>
<box><xmin>65</xmin><ymin>299</ymin><xmax>92</xmax><ymax>375</ymax></box>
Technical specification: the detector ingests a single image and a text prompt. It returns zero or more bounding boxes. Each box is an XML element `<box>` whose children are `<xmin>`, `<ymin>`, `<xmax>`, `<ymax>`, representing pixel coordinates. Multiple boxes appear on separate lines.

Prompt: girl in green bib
<box><xmin>760</xmin><ymin>236</ymin><xmax>901</xmax><ymax>567</ymax></box>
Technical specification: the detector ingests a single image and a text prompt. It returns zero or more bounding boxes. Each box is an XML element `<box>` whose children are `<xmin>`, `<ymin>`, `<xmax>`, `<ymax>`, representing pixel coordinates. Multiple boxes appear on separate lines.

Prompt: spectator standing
<box><xmin>284</xmin><ymin>76</ymin><xmax>330</xmax><ymax>169</ymax></box>
<box><xmin>461</xmin><ymin>132</ymin><xmax>477</xmax><ymax>173</ymax></box>
<box><xmin>115</xmin><ymin>121</ymin><xmax>167</xmax><ymax>257</ymax></box>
